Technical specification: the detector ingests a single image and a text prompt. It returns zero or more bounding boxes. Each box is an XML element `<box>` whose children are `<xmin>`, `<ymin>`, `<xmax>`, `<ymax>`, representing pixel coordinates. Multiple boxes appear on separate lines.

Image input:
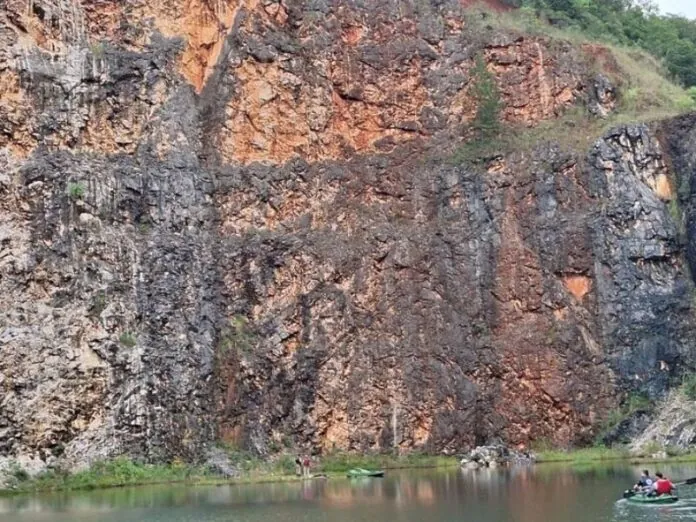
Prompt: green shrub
<box><xmin>625</xmin><ymin>392</ymin><xmax>652</xmax><ymax>413</ymax></box>
<box><xmin>688</xmin><ymin>87</ymin><xmax>696</xmax><ymax>103</ymax></box>
<box><xmin>218</xmin><ymin>315</ymin><xmax>256</xmax><ymax>355</ymax></box>
<box><xmin>8</xmin><ymin>462</ymin><xmax>29</xmax><ymax>483</ymax></box>
<box><xmin>119</xmin><ymin>332</ymin><xmax>137</xmax><ymax>348</ymax></box>
<box><xmin>676</xmin><ymin>95</ymin><xmax>696</xmax><ymax>112</ymax></box>
<box><xmin>15</xmin><ymin>457</ymin><xmax>210</xmax><ymax>493</ymax></box>
<box><xmin>681</xmin><ymin>374</ymin><xmax>696</xmax><ymax>400</ymax></box>
<box><xmin>594</xmin><ymin>392</ymin><xmax>653</xmax><ymax>444</ymax></box>
<box><xmin>274</xmin><ymin>454</ymin><xmax>298</xmax><ymax>474</ymax></box>
<box><xmin>666</xmin><ymin>445</ymin><xmax>686</xmax><ymax>457</ymax></box>
<box><xmin>318</xmin><ymin>451</ymin><xmax>455</xmax><ymax>473</ymax></box>
<box><xmin>67</xmin><ymin>182</ymin><xmax>86</xmax><ymax>200</ymax></box>
<box><xmin>471</xmin><ymin>54</ymin><xmax>502</xmax><ymax>139</ymax></box>
<box><xmin>88</xmin><ymin>291</ymin><xmax>107</xmax><ymax>317</ymax></box>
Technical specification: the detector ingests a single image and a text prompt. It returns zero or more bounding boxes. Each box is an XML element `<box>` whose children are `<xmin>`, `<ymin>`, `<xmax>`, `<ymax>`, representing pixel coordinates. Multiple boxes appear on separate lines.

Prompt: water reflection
<box><xmin>3</xmin><ymin>463</ymin><xmax>696</xmax><ymax>522</ymax></box>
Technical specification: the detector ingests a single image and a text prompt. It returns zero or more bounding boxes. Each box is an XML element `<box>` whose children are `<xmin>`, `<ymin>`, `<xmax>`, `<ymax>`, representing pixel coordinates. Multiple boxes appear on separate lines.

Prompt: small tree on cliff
<box><xmin>471</xmin><ymin>55</ymin><xmax>502</xmax><ymax>140</ymax></box>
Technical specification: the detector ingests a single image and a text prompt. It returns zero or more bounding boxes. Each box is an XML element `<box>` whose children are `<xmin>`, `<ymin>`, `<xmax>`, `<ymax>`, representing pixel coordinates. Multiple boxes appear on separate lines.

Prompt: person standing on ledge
<box><xmin>302</xmin><ymin>455</ymin><xmax>311</xmax><ymax>478</ymax></box>
<box><xmin>295</xmin><ymin>456</ymin><xmax>303</xmax><ymax>476</ymax></box>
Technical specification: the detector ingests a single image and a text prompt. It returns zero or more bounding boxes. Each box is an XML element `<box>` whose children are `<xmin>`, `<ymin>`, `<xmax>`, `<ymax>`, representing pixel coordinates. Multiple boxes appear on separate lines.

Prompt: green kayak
<box><xmin>625</xmin><ymin>494</ymin><xmax>678</xmax><ymax>505</ymax></box>
<box><xmin>346</xmin><ymin>468</ymin><xmax>385</xmax><ymax>478</ymax></box>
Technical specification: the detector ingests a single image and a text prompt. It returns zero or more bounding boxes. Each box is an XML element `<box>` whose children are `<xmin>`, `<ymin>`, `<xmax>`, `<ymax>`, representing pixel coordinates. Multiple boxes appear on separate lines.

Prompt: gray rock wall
<box><xmin>1</xmin><ymin>0</ymin><xmax>696</xmax><ymax>471</ymax></box>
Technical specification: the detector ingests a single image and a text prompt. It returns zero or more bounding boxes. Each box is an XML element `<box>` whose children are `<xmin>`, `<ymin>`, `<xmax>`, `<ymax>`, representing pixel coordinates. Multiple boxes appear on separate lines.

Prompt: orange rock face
<box><xmin>3</xmin><ymin>0</ymin><xmax>592</xmax><ymax>163</ymax></box>
<box><xmin>0</xmin><ymin>71</ymin><xmax>34</xmax><ymax>157</ymax></box>
<box><xmin>5</xmin><ymin>0</ymin><xmax>686</xmax><ymax>465</ymax></box>
<box><xmin>218</xmin><ymin>56</ymin><xmax>430</xmax><ymax>163</ymax></box>
<box><xmin>487</xmin><ymin>40</ymin><xmax>580</xmax><ymax>124</ymax></box>
<box><xmin>212</xmin><ymin>20</ymin><xmax>586</xmax><ymax>164</ymax></box>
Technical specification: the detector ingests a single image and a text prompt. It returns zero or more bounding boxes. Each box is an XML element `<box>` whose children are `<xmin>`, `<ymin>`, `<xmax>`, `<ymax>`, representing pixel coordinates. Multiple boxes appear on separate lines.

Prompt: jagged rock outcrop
<box><xmin>460</xmin><ymin>445</ymin><xmax>535</xmax><ymax>468</ymax></box>
<box><xmin>0</xmin><ymin>0</ymin><xmax>694</xmax><ymax>471</ymax></box>
<box><xmin>630</xmin><ymin>390</ymin><xmax>696</xmax><ymax>452</ymax></box>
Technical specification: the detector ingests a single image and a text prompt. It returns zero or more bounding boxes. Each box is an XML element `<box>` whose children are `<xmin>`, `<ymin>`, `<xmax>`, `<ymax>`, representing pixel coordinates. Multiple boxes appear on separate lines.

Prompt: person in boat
<box><xmin>651</xmin><ymin>472</ymin><xmax>675</xmax><ymax>497</ymax></box>
<box><xmin>633</xmin><ymin>470</ymin><xmax>654</xmax><ymax>492</ymax></box>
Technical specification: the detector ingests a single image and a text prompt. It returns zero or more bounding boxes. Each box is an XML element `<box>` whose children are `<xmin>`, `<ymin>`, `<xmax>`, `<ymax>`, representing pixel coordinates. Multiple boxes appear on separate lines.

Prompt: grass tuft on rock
<box><xmin>681</xmin><ymin>374</ymin><xmax>696</xmax><ymax>401</ymax></box>
<box><xmin>118</xmin><ymin>332</ymin><xmax>137</xmax><ymax>348</ymax></box>
<box><xmin>535</xmin><ymin>445</ymin><xmax>631</xmax><ymax>463</ymax></box>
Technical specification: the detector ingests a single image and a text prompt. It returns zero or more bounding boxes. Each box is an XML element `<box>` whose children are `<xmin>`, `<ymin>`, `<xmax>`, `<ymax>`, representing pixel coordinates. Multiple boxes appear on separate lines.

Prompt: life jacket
<box><xmin>655</xmin><ymin>478</ymin><xmax>673</xmax><ymax>495</ymax></box>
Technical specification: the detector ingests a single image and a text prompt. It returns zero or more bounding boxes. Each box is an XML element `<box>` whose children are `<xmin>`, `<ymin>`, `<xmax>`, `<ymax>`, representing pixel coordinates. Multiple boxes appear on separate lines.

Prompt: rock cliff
<box><xmin>1</xmin><ymin>0</ymin><xmax>695</xmax><ymax>470</ymax></box>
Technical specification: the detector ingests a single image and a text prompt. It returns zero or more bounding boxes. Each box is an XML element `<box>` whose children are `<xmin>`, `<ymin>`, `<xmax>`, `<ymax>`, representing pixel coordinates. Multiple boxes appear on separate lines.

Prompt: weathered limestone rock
<box><xmin>460</xmin><ymin>445</ymin><xmax>536</xmax><ymax>469</ymax></box>
<box><xmin>631</xmin><ymin>392</ymin><xmax>696</xmax><ymax>451</ymax></box>
<box><xmin>0</xmin><ymin>0</ymin><xmax>695</xmax><ymax>473</ymax></box>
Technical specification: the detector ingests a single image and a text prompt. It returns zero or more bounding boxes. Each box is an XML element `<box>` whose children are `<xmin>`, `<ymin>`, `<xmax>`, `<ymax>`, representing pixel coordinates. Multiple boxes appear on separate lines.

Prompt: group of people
<box><xmin>633</xmin><ymin>470</ymin><xmax>676</xmax><ymax>496</ymax></box>
<box><xmin>294</xmin><ymin>455</ymin><xmax>312</xmax><ymax>477</ymax></box>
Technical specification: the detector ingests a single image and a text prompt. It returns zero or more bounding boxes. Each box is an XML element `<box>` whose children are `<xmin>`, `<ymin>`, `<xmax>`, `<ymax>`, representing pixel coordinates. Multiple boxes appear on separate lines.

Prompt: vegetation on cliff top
<box><xmin>503</xmin><ymin>0</ymin><xmax>696</xmax><ymax>89</ymax></box>
<box><xmin>480</xmin><ymin>7</ymin><xmax>696</xmax><ymax>114</ymax></box>
<box><xmin>453</xmin><ymin>3</ymin><xmax>696</xmax><ymax>164</ymax></box>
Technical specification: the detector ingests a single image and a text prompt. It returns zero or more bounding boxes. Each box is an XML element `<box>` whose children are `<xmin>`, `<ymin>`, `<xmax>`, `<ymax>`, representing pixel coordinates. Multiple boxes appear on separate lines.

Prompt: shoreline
<box><xmin>4</xmin><ymin>449</ymin><xmax>696</xmax><ymax>496</ymax></box>
<box><xmin>0</xmin><ymin>454</ymin><xmax>459</xmax><ymax>497</ymax></box>
<box><xmin>535</xmin><ymin>447</ymin><xmax>696</xmax><ymax>465</ymax></box>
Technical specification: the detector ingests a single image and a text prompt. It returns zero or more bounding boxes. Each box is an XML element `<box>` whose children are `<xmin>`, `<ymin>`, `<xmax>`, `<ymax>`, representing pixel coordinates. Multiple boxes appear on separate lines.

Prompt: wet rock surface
<box><xmin>0</xmin><ymin>0</ymin><xmax>695</xmax><ymax>472</ymax></box>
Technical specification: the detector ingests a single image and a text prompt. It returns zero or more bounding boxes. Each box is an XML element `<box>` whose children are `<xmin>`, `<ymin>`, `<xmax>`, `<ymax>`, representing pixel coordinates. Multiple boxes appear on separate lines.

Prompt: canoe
<box><xmin>624</xmin><ymin>493</ymin><xmax>678</xmax><ymax>505</ymax></box>
<box><xmin>346</xmin><ymin>468</ymin><xmax>385</xmax><ymax>478</ymax></box>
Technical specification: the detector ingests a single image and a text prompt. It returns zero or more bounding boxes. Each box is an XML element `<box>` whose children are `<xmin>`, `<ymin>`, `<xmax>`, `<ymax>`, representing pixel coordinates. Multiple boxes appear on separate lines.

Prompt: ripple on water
<box><xmin>614</xmin><ymin>497</ymin><xmax>696</xmax><ymax>522</ymax></box>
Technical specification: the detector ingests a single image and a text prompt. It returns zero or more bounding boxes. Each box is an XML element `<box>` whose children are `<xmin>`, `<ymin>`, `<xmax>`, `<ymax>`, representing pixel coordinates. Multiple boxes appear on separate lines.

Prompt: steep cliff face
<box><xmin>1</xmin><ymin>0</ymin><xmax>695</xmax><ymax>470</ymax></box>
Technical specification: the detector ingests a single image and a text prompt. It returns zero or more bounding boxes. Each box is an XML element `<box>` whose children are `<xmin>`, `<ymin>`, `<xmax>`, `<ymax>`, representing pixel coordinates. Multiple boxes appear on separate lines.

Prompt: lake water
<box><xmin>2</xmin><ymin>463</ymin><xmax>696</xmax><ymax>522</ymax></box>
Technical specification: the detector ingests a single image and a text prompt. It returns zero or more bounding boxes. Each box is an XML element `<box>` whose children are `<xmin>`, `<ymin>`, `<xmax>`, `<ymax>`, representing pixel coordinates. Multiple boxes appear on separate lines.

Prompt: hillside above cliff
<box><xmin>2</xmin><ymin>0</ymin><xmax>696</xmax><ymax>475</ymax></box>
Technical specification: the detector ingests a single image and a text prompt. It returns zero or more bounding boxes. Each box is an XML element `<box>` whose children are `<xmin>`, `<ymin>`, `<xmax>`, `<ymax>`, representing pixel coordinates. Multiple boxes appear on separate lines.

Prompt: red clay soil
<box><xmin>460</xmin><ymin>0</ymin><xmax>514</xmax><ymax>12</ymax></box>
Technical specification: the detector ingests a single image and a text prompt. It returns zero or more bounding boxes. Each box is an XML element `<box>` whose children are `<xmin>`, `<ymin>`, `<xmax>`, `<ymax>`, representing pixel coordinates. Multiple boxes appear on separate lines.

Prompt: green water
<box><xmin>3</xmin><ymin>463</ymin><xmax>696</xmax><ymax>522</ymax></box>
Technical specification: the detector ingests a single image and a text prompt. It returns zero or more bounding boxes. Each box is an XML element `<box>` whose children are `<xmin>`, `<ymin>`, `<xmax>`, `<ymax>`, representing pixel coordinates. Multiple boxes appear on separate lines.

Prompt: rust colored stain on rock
<box><xmin>564</xmin><ymin>276</ymin><xmax>592</xmax><ymax>301</ymax></box>
<box><xmin>0</xmin><ymin>71</ymin><xmax>34</xmax><ymax>157</ymax></box>
<box><xmin>486</xmin><ymin>40</ymin><xmax>581</xmax><ymax>124</ymax></box>
<box><xmin>218</xmin><ymin>55</ymin><xmax>429</xmax><ymax>163</ymax></box>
